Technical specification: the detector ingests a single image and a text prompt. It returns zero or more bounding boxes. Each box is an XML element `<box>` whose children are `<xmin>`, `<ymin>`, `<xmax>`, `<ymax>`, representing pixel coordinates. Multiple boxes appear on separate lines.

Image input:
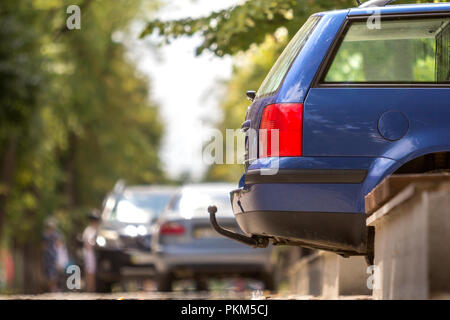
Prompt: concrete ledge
<box><xmin>365</xmin><ymin>173</ymin><xmax>450</xmax><ymax>214</ymax></box>
<box><xmin>366</xmin><ymin>179</ymin><xmax>450</xmax><ymax>299</ymax></box>
<box><xmin>288</xmin><ymin>251</ymin><xmax>371</xmax><ymax>298</ymax></box>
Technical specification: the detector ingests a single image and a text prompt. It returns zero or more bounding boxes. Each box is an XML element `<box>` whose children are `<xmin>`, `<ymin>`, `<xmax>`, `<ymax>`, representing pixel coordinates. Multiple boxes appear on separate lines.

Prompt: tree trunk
<box><xmin>23</xmin><ymin>239</ymin><xmax>44</xmax><ymax>294</ymax></box>
<box><xmin>64</xmin><ymin>132</ymin><xmax>77</xmax><ymax>210</ymax></box>
<box><xmin>13</xmin><ymin>238</ymin><xmax>45</xmax><ymax>294</ymax></box>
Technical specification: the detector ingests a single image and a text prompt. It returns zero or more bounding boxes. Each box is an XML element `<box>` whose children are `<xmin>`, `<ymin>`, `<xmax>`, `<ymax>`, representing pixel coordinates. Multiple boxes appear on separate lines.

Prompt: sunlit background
<box><xmin>126</xmin><ymin>0</ymin><xmax>240</xmax><ymax>180</ymax></box>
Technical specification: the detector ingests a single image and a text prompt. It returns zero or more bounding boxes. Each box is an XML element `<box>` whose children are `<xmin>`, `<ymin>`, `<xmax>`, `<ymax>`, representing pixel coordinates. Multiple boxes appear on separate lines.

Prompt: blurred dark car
<box><xmin>95</xmin><ymin>185</ymin><xmax>177</xmax><ymax>292</ymax></box>
<box><xmin>151</xmin><ymin>183</ymin><xmax>275</xmax><ymax>292</ymax></box>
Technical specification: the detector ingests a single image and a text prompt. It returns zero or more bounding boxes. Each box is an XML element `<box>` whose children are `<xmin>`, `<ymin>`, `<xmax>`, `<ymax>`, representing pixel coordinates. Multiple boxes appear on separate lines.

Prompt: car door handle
<box><xmin>241</xmin><ymin>120</ymin><xmax>251</xmax><ymax>132</ymax></box>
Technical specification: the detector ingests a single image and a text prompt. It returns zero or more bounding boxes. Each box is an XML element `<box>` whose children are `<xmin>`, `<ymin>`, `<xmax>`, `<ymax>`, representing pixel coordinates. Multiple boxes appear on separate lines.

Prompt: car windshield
<box><xmin>256</xmin><ymin>15</ymin><xmax>321</xmax><ymax>97</ymax></box>
<box><xmin>109</xmin><ymin>192</ymin><xmax>173</xmax><ymax>224</ymax></box>
<box><xmin>173</xmin><ymin>189</ymin><xmax>233</xmax><ymax>219</ymax></box>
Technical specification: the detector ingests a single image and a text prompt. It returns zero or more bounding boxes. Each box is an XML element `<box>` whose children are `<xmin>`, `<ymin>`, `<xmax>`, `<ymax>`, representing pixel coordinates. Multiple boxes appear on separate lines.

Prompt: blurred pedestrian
<box><xmin>82</xmin><ymin>210</ymin><xmax>100</xmax><ymax>292</ymax></box>
<box><xmin>55</xmin><ymin>235</ymin><xmax>69</xmax><ymax>290</ymax></box>
<box><xmin>0</xmin><ymin>249</ymin><xmax>14</xmax><ymax>290</ymax></box>
<box><xmin>42</xmin><ymin>218</ymin><xmax>60</xmax><ymax>292</ymax></box>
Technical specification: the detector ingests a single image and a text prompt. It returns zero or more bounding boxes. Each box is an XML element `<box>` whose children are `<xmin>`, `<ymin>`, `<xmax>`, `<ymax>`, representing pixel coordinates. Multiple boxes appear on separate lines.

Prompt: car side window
<box><xmin>323</xmin><ymin>16</ymin><xmax>450</xmax><ymax>84</ymax></box>
<box><xmin>437</xmin><ymin>20</ymin><xmax>450</xmax><ymax>82</ymax></box>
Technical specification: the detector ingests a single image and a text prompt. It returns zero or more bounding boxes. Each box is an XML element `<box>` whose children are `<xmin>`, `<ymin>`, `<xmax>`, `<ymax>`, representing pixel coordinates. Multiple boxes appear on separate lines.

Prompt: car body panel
<box><xmin>303</xmin><ymin>88</ymin><xmax>450</xmax><ymax>160</ymax></box>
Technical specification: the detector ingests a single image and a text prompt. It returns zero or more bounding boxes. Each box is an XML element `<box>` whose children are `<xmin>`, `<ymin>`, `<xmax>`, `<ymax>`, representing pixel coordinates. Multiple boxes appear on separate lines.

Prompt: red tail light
<box><xmin>259</xmin><ymin>103</ymin><xmax>303</xmax><ymax>157</ymax></box>
<box><xmin>160</xmin><ymin>222</ymin><xmax>185</xmax><ymax>236</ymax></box>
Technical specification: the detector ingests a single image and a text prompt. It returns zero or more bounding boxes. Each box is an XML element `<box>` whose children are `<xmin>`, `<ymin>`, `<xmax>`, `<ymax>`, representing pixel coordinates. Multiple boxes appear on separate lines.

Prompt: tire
<box><xmin>156</xmin><ymin>273</ymin><xmax>173</xmax><ymax>292</ymax></box>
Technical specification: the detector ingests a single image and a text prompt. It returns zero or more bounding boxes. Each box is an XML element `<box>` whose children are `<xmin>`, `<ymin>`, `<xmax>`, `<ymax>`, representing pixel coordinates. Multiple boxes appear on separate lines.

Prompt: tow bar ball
<box><xmin>208</xmin><ymin>205</ymin><xmax>269</xmax><ymax>248</ymax></box>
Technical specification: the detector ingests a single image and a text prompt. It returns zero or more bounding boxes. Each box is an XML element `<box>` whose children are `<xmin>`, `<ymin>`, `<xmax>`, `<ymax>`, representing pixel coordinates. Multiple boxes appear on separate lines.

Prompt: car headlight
<box><xmin>124</xmin><ymin>225</ymin><xmax>138</xmax><ymax>237</ymax></box>
<box><xmin>137</xmin><ymin>225</ymin><xmax>148</xmax><ymax>236</ymax></box>
<box><xmin>96</xmin><ymin>235</ymin><xmax>107</xmax><ymax>247</ymax></box>
<box><xmin>96</xmin><ymin>230</ymin><xmax>121</xmax><ymax>248</ymax></box>
<box><xmin>123</xmin><ymin>224</ymin><xmax>148</xmax><ymax>237</ymax></box>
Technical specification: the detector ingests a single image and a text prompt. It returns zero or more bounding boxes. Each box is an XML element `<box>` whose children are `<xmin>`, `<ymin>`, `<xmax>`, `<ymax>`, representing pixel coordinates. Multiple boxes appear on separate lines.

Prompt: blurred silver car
<box><xmin>151</xmin><ymin>183</ymin><xmax>275</xmax><ymax>291</ymax></box>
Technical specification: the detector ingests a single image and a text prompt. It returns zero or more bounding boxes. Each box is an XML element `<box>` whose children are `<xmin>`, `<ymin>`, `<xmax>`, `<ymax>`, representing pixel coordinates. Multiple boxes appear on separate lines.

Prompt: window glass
<box><xmin>324</xmin><ymin>17</ymin><xmax>450</xmax><ymax>84</ymax></box>
<box><xmin>109</xmin><ymin>192</ymin><xmax>173</xmax><ymax>223</ymax></box>
<box><xmin>437</xmin><ymin>21</ymin><xmax>450</xmax><ymax>82</ymax></box>
<box><xmin>173</xmin><ymin>190</ymin><xmax>233</xmax><ymax>219</ymax></box>
<box><xmin>257</xmin><ymin>16</ymin><xmax>321</xmax><ymax>96</ymax></box>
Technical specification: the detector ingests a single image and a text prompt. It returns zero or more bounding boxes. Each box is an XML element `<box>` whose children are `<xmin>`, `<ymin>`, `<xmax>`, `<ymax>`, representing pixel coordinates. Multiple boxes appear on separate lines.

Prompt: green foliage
<box><xmin>0</xmin><ymin>0</ymin><xmax>165</xmax><ymax>247</ymax></box>
<box><xmin>141</xmin><ymin>0</ymin><xmax>298</xmax><ymax>56</ymax></box>
<box><xmin>141</xmin><ymin>1</ymin><xmax>439</xmax><ymax>58</ymax></box>
<box><xmin>140</xmin><ymin>0</ymin><xmax>366</xmax><ymax>56</ymax></box>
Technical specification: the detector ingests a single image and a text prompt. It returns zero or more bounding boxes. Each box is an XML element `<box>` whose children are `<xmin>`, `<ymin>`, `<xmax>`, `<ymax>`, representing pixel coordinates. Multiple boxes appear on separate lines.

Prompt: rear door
<box><xmin>303</xmin><ymin>13</ymin><xmax>450</xmax><ymax>162</ymax></box>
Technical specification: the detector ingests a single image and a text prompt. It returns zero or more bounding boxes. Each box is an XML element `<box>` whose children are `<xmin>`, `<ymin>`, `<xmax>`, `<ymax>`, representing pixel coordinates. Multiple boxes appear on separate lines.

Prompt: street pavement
<box><xmin>0</xmin><ymin>290</ymin><xmax>371</xmax><ymax>300</ymax></box>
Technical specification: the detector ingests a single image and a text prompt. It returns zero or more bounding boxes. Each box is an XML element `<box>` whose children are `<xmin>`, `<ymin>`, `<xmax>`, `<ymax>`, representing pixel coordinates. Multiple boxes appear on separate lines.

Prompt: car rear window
<box><xmin>256</xmin><ymin>16</ymin><xmax>321</xmax><ymax>97</ymax></box>
<box><xmin>173</xmin><ymin>190</ymin><xmax>233</xmax><ymax>219</ymax></box>
<box><xmin>109</xmin><ymin>192</ymin><xmax>173</xmax><ymax>223</ymax></box>
<box><xmin>323</xmin><ymin>17</ymin><xmax>450</xmax><ymax>84</ymax></box>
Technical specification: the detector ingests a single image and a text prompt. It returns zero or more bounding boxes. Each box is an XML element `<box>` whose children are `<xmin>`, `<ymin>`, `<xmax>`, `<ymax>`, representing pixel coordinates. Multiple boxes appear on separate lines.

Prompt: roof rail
<box><xmin>357</xmin><ymin>0</ymin><xmax>395</xmax><ymax>8</ymax></box>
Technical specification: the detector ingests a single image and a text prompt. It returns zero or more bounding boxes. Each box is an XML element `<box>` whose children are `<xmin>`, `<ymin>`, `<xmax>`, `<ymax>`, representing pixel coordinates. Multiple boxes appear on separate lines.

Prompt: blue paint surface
<box><xmin>378</xmin><ymin>111</ymin><xmax>409</xmax><ymax>141</ymax></box>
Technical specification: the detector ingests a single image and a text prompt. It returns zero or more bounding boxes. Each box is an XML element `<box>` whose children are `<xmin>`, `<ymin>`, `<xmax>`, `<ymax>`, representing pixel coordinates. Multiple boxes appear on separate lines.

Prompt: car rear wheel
<box><xmin>156</xmin><ymin>273</ymin><xmax>173</xmax><ymax>292</ymax></box>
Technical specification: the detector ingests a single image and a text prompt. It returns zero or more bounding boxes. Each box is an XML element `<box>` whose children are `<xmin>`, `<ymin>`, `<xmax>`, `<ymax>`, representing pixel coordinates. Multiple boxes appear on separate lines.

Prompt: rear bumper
<box><xmin>229</xmin><ymin>156</ymin><xmax>391</xmax><ymax>254</ymax></box>
<box><xmin>244</xmin><ymin>168</ymin><xmax>367</xmax><ymax>184</ymax></box>
<box><xmin>233</xmin><ymin>208</ymin><xmax>367</xmax><ymax>254</ymax></box>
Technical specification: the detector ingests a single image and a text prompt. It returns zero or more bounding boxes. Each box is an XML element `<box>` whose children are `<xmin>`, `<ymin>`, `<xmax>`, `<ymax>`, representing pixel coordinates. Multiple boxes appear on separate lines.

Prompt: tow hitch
<box><xmin>208</xmin><ymin>205</ymin><xmax>269</xmax><ymax>248</ymax></box>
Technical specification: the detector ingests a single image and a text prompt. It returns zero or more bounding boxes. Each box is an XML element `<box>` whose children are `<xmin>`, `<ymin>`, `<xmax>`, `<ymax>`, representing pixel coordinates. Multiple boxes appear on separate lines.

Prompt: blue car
<box><xmin>227</xmin><ymin>1</ymin><xmax>450</xmax><ymax>258</ymax></box>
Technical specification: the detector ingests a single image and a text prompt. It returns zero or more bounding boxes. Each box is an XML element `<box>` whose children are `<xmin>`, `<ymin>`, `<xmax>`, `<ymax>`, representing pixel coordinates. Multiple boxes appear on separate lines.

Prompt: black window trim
<box><xmin>311</xmin><ymin>11</ymin><xmax>450</xmax><ymax>89</ymax></box>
